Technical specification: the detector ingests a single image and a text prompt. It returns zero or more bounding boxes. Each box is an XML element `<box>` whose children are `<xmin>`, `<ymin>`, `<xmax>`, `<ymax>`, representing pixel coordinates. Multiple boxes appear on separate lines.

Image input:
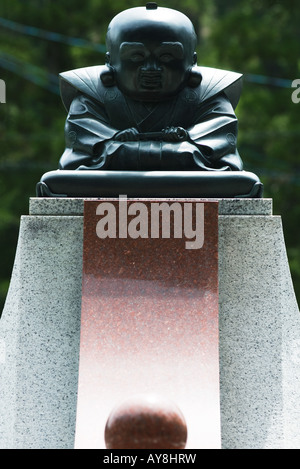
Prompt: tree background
<box><xmin>0</xmin><ymin>0</ymin><xmax>299</xmax><ymax>311</ymax></box>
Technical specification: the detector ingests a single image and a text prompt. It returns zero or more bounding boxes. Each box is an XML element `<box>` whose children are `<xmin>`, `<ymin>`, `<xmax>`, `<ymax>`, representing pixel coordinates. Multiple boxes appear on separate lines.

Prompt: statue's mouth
<box><xmin>139</xmin><ymin>70</ymin><xmax>162</xmax><ymax>89</ymax></box>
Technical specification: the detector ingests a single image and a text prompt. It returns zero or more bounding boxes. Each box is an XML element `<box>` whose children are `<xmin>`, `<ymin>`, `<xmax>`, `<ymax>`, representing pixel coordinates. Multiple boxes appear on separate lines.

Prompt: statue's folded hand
<box><xmin>114</xmin><ymin>128</ymin><xmax>139</xmax><ymax>142</ymax></box>
<box><xmin>162</xmin><ymin>127</ymin><xmax>189</xmax><ymax>142</ymax></box>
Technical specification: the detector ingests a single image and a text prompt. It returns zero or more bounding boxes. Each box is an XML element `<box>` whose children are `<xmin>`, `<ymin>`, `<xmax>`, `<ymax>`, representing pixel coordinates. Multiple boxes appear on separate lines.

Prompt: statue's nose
<box><xmin>141</xmin><ymin>59</ymin><xmax>162</xmax><ymax>72</ymax></box>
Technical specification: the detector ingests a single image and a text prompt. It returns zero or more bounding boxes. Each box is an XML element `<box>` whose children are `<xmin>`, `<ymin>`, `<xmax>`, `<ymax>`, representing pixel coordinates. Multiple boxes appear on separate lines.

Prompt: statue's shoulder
<box><xmin>194</xmin><ymin>66</ymin><xmax>243</xmax><ymax>109</ymax></box>
<box><xmin>59</xmin><ymin>65</ymin><xmax>110</xmax><ymax>111</ymax></box>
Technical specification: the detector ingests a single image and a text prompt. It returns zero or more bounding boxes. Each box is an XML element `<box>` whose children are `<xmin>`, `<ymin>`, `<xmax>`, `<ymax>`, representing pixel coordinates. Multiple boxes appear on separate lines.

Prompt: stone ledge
<box><xmin>29</xmin><ymin>197</ymin><xmax>273</xmax><ymax>216</ymax></box>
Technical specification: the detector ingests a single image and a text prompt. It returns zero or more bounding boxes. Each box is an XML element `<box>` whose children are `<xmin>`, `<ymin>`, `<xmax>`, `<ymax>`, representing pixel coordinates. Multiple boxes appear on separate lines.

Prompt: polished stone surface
<box><xmin>74</xmin><ymin>200</ymin><xmax>220</xmax><ymax>449</ymax></box>
<box><xmin>104</xmin><ymin>394</ymin><xmax>188</xmax><ymax>449</ymax></box>
<box><xmin>36</xmin><ymin>170</ymin><xmax>263</xmax><ymax>198</ymax></box>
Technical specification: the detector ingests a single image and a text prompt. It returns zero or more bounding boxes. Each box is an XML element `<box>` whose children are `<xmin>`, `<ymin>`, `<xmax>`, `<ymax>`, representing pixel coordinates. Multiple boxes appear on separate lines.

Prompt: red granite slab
<box><xmin>75</xmin><ymin>199</ymin><xmax>220</xmax><ymax>449</ymax></box>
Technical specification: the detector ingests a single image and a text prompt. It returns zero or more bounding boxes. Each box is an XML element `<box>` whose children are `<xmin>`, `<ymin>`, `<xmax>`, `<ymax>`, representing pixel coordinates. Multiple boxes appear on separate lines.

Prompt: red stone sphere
<box><xmin>104</xmin><ymin>394</ymin><xmax>188</xmax><ymax>449</ymax></box>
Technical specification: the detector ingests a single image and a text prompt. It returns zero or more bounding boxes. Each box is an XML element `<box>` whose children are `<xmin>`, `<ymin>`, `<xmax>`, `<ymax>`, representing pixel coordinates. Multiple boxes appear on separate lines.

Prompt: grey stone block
<box><xmin>219</xmin><ymin>214</ymin><xmax>300</xmax><ymax>448</ymax></box>
<box><xmin>0</xmin><ymin>215</ymin><xmax>83</xmax><ymax>449</ymax></box>
<box><xmin>29</xmin><ymin>197</ymin><xmax>273</xmax><ymax>216</ymax></box>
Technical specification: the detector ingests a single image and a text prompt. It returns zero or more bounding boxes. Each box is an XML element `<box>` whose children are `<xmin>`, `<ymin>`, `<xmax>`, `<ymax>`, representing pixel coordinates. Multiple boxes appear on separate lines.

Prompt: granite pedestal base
<box><xmin>0</xmin><ymin>197</ymin><xmax>299</xmax><ymax>449</ymax></box>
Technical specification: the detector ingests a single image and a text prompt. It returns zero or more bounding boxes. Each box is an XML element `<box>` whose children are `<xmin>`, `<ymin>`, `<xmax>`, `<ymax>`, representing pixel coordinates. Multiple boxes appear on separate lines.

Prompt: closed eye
<box><xmin>130</xmin><ymin>53</ymin><xmax>145</xmax><ymax>63</ymax></box>
<box><xmin>159</xmin><ymin>54</ymin><xmax>175</xmax><ymax>63</ymax></box>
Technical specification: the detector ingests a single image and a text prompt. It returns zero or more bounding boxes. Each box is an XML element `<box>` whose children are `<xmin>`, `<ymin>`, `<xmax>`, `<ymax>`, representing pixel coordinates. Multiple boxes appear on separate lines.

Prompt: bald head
<box><xmin>105</xmin><ymin>5</ymin><xmax>198</xmax><ymax>101</ymax></box>
<box><xmin>106</xmin><ymin>5</ymin><xmax>197</xmax><ymax>58</ymax></box>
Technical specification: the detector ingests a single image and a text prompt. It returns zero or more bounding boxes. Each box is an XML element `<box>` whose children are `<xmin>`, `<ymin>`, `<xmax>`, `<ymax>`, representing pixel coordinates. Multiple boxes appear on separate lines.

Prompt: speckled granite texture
<box><xmin>0</xmin><ymin>215</ymin><xmax>83</xmax><ymax>449</ymax></box>
<box><xmin>29</xmin><ymin>197</ymin><xmax>273</xmax><ymax>216</ymax></box>
<box><xmin>75</xmin><ymin>201</ymin><xmax>220</xmax><ymax>449</ymax></box>
<box><xmin>0</xmin><ymin>198</ymin><xmax>299</xmax><ymax>449</ymax></box>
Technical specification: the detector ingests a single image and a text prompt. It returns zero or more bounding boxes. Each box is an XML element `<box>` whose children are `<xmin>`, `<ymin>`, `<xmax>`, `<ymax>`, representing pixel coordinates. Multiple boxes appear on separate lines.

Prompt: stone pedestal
<box><xmin>0</xmin><ymin>197</ymin><xmax>299</xmax><ymax>449</ymax></box>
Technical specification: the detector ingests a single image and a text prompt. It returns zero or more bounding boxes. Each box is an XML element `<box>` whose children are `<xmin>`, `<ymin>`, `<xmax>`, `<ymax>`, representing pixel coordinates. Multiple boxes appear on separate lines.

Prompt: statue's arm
<box><xmin>59</xmin><ymin>94</ymin><xmax>193</xmax><ymax>170</ymax></box>
<box><xmin>186</xmin><ymin>92</ymin><xmax>243</xmax><ymax>170</ymax></box>
<box><xmin>59</xmin><ymin>94</ymin><xmax>137</xmax><ymax>170</ymax></box>
<box><xmin>59</xmin><ymin>92</ymin><xmax>243</xmax><ymax>171</ymax></box>
<box><xmin>104</xmin><ymin>93</ymin><xmax>243</xmax><ymax>171</ymax></box>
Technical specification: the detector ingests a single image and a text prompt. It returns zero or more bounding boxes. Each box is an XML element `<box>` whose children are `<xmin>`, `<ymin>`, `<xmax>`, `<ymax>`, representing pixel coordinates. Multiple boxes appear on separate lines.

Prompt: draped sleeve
<box><xmin>59</xmin><ymin>94</ymin><xmax>118</xmax><ymax>170</ymax></box>
<box><xmin>187</xmin><ymin>92</ymin><xmax>243</xmax><ymax>171</ymax></box>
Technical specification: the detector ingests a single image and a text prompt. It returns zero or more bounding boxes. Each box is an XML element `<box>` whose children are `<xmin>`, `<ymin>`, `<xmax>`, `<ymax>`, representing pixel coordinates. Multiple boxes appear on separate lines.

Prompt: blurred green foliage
<box><xmin>0</xmin><ymin>0</ymin><xmax>299</xmax><ymax>310</ymax></box>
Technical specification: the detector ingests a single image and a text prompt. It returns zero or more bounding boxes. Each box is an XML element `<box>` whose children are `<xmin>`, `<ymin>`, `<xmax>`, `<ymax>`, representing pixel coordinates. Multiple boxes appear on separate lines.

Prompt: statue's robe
<box><xmin>58</xmin><ymin>65</ymin><xmax>244</xmax><ymax>171</ymax></box>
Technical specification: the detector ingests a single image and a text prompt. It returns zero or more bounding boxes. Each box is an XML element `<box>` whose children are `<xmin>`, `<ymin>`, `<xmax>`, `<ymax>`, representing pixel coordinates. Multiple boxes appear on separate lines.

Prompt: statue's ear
<box><xmin>105</xmin><ymin>52</ymin><xmax>111</xmax><ymax>65</ymax></box>
<box><xmin>193</xmin><ymin>52</ymin><xmax>197</xmax><ymax>65</ymax></box>
<box><xmin>187</xmin><ymin>67</ymin><xmax>202</xmax><ymax>88</ymax></box>
<box><xmin>100</xmin><ymin>61</ymin><xmax>116</xmax><ymax>87</ymax></box>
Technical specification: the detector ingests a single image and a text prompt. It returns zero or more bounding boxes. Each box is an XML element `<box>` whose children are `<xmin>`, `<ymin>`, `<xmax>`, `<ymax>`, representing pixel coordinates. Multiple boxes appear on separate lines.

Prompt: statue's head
<box><xmin>102</xmin><ymin>3</ymin><xmax>199</xmax><ymax>102</ymax></box>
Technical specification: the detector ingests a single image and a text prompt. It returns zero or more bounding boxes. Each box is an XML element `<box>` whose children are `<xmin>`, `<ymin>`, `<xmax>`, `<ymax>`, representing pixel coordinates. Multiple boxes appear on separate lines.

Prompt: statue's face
<box><xmin>112</xmin><ymin>40</ymin><xmax>190</xmax><ymax>101</ymax></box>
<box><xmin>107</xmin><ymin>17</ymin><xmax>197</xmax><ymax>102</ymax></box>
